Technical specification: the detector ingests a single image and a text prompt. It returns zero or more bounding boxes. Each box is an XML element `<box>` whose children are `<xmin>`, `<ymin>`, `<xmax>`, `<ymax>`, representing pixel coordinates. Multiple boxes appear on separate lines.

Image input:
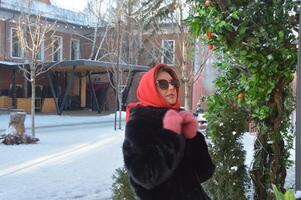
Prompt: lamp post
<box><xmin>296</xmin><ymin>0</ymin><xmax>301</xmax><ymax>191</ymax></box>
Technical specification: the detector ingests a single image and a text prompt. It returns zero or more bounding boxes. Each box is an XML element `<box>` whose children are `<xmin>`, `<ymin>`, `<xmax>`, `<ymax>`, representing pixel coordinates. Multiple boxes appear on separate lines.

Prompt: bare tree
<box><xmin>85</xmin><ymin>0</ymin><xmax>213</xmax><ymax>113</ymax></box>
<box><xmin>16</xmin><ymin>12</ymin><xmax>60</xmax><ymax>137</ymax></box>
<box><xmin>85</xmin><ymin>0</ymin><xmax>112</xmax><ymax>60</ymax></box>
<box><xmin>85</xmin><ymin>0</ymin><xmax>143</xmax><ymax>129</ymax></box>
<box><xmin>140</xmin><ymin>10</ymin><xmax>213</xmax><ymax>111</ymax></box>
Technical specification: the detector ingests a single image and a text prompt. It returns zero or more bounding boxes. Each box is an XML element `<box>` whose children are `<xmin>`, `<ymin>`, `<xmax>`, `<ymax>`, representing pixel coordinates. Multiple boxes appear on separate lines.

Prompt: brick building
<box><xmin>0</xmin><ymin>0</ymin><xmax>149</xmax><ymax>114</ymax></box>
<box><xmin>0</xmin><ymin>0</ymin><xmax>212</xmax><ymax>114</ymax></box>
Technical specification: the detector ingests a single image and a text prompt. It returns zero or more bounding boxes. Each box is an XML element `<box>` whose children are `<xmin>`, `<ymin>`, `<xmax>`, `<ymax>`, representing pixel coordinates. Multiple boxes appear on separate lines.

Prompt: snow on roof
<box><xmin>0</xmin><ymin>61</ymin><xmax>22</xmax><ymax>66</ymax></box>
<box><xmin>0</xmin><ymin>0</ymin><xmax>94</xmax><ymax>26</ymax></box>
<box><xmin>0</xmin><ymin>61</ymin><xmax>26</xmax><ymax>69</ymax></box>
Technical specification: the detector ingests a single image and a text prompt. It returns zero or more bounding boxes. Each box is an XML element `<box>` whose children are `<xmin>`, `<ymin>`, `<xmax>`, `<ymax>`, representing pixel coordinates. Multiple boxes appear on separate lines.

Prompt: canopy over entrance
<box><xmin>0</xmin><ymin>59</ymin><xmax>149</xmax><ymax>114</ymax></box>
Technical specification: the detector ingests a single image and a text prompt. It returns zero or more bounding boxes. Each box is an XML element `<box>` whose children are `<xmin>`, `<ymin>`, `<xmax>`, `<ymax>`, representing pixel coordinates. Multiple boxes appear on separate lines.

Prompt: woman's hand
<box><xmin>163</xmin><ymin>110</ymin><xmax>183</xmax><ymax>134</ymax></box>
<box><xmin>179</xmin><ymin>111</ymin><xmax>198</xmax><ymax>139</ymax></box>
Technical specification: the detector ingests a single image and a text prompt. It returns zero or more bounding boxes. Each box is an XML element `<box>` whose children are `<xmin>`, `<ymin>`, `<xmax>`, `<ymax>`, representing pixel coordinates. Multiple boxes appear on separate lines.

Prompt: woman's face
<box><xmin>156</xmin><ymin>71</ymin><xmax>178</xmax><ymax>105</ymax></box>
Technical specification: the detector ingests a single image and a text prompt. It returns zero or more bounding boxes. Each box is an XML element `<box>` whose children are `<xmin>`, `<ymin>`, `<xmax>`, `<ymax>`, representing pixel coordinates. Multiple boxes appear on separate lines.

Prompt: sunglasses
<box><xmin>156</xmin><ymin>79</ymin><xmax>180</xmax><ymax>90</ymax></box>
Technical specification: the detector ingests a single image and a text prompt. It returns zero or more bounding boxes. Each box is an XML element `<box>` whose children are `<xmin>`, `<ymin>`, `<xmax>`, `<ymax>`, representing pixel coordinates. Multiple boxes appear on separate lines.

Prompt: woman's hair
<box><xmin>155</xmin><ymin>66</ymin><xmax>178</xmax><ymax>80</ymax></box>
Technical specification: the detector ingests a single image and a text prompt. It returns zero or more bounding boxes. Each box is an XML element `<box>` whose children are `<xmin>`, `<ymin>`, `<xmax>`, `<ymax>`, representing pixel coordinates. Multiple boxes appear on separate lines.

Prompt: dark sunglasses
<box><xmin>156</xmin><ymin>79</ymin><xmax>180</xmax><ymax>90</ymax></box>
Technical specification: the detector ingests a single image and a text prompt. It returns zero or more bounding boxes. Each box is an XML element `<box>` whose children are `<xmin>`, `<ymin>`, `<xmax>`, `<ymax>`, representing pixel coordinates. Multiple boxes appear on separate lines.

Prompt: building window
<box><xmin>11</xmin><ymin>28</ymin><xmax>23</xmax><ymax>58</ymax></box>
<box><xmin>37</xmin><ymin>39</ymin><xmax>44</xmax><ymax>61</ymax></box>
<box><xmin>161</xmin><ymin>40</ymin><xmax>175</xmax><ymax>65</ymax></box>
<box><xmin>52</xmin><ymin>36</ymin><xmax>63</xmax><ymax>61</ymax></box>
<box><xmin>70</xmin><ymin>39</ymin><xmax>80</xmax><ymax>60</ymax></box>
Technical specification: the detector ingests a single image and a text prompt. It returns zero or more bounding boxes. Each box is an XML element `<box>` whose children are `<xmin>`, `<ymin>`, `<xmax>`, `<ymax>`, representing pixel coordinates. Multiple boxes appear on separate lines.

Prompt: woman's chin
<box><xmin>166</xmin><ymin>99</ymin><xmax>177</xmax><ymax>105</ymax></box>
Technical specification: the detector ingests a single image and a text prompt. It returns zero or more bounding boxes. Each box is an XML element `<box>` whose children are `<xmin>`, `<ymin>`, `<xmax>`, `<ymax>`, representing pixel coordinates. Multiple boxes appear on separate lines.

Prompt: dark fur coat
<box><xmin>123</xmin><ymin>106</ymin><xmax>215</xmax><ymax>200</ymax></box>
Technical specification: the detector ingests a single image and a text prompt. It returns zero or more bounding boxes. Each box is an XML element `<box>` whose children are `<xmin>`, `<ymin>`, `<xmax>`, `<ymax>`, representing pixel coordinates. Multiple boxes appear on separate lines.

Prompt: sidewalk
<box><xmin>0</xmin><ymin>111</ymin><xmax>125</xmax><ymax>132</ymax></box>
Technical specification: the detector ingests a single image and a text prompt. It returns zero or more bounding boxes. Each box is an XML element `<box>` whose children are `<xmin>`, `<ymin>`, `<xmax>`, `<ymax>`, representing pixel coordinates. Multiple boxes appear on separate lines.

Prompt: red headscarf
<box><xmin>126</xmin><ymin>64</ymin><xmax>180</xmax><ymax>122</ymax></box>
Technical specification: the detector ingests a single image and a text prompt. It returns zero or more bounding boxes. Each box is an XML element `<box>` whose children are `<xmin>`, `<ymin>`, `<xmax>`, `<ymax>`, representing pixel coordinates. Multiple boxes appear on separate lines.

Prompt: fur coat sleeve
<box><xmin>182</xmin><ymin>132</ymin><xmax>215</xmax><ymax>183</ymax></box>
<box><xmin>123</xmin><ymin>108</ymin><xmax>186</xmax><ymax>190</ymax></box>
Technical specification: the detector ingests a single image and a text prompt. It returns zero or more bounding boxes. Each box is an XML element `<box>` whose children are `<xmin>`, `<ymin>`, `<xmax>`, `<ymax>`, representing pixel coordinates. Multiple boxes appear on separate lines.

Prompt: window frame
<box><xmin>70</xmin><ymin>39</ymin><xmax>80</xmax><ymax>60</ymax></box>
<box><xmin>52</xmin><ymin>36</ymin><xmax>63</xmax><ymax>62</ymax></box>
<box><xmin>10</xmin><ymin>28</ymin><xmax>23</xmax><ymax>59</ymax></box>
<box><xmin>161</xmin><ymin>39</ymin><xmax>175</xmax><ymax>65</ymax></box>
<box><xmin>37</xmin><ymin>38</ymin><xmax>45</xmax><ymax>61</ymax></box>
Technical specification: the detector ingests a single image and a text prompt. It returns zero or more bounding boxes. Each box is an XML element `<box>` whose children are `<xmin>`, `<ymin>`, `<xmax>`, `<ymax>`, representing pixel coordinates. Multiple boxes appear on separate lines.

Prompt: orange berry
<box><xmin>207</xmin><ymin>31</ymin><xmax>212</xmax><ymax>39</ymax></box>
<box><xmin>204</xmin><ymin>0</ymin><xmax>211</xmax><ymax>7</ymax></box>
<box><xmin>238</xmin><ymin>92</ymin><xmax>245</xmax><ymax>100</ymax></box>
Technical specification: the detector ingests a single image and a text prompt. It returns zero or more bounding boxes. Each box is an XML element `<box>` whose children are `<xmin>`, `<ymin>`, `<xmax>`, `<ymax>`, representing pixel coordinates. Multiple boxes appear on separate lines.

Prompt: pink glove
<box><xmin>179</xmin><ymin>111</ymin><xmax>198</xmax><ymax>139</ymax></box>
<box><xmin>163</xmin><ymin>110</ymin><xmax>183</xmax><ymax>135</ymax></box>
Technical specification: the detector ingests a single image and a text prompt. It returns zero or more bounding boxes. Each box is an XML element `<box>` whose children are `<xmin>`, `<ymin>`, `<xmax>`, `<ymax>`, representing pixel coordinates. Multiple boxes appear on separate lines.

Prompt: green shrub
<box><xmin>111</xmin><ymin>167</ymin><xmax>135</xmax><ymax>200</ymax></box>
<box><xmin>272</xmin><ymin>184</ymin><xmax>296</xmax><ymax>200</ymax></box>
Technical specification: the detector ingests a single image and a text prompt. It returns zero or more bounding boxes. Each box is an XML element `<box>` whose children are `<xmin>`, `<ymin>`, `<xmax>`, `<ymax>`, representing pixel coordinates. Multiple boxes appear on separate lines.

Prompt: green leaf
<box><xmin>225</xmin><ymin>23</ymin><xmax>234</xmax><ymax>31</ymax></box>
<box><xmin>238</xmin><ymin>27</ymin><xmax>247</xmax><ymax>35</ymax></box>
<box><xmin>272</xmin><ymin>184</ymin><xmax>284</xmax><ymax>200</ymax></box>
<box><xmin>278</xmin><ymin>31</ymin><xmax>284</xmax><ymax>41</ymax></box>
<box><xmin>230</xmin><ymin>11</ymin><xmax>240</xmax><ymax>20</ymax></box>
<box><xmin>283</xmin><ymin>190</ymin><xmax>296</xmax><ymax>200</ymax></box>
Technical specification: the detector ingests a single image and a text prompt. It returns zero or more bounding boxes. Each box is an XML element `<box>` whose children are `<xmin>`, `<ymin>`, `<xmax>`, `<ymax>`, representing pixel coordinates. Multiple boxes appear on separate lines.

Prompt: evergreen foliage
<box><xmin>272</xmin><ymin>184</ymin><xmax>296</xmax><ymax>200</ymax></box>
<box><xmin>111</xmin><ymin>167</ymin><xmax>135</xmax><ymax>200</ymax></box>
<box><xmin>187</xmin><ymin>0</ymin><xmax>297</xmax><ymax>199</ymax></box>
<box><xmin>204</xmin><ymin>56</ymin><xmax>251</xmax><ymax>200</ymax></box>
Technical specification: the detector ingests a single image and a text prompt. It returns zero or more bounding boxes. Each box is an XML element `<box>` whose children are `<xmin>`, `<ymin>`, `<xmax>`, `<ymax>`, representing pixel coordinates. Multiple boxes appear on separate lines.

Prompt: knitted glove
<box><xmin>163</xmin><ymin>110</ymin><xmax>183</xmax><ymax>135</ymax></box>
<box><xmin>179</xmin><ymin>111</ymin><xmax>198</xmax><ymax>139</ymax></box>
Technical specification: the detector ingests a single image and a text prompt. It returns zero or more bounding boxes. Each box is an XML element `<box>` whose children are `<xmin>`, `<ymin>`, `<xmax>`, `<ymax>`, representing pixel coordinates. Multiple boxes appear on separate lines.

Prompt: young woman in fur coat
<box><xmin>123</xmin><ymin>64</ymin><xmax>215</xmax><ymax>200</ymax></box>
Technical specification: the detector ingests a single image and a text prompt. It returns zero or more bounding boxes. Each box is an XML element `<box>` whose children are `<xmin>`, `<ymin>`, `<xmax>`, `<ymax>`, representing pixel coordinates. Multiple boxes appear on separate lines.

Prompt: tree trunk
<box><xmin>268</xmin><ymin>85</ymin><xmax>286</xmax><ymax>198</ymax></box>
<box><xmin>89</xmin><ymin>26</ymin><xmax>98</xmax><ymax>59</ymax></box>
<box><xmin>269</xmin><ymin>131</ymin><xmax>286</xmax><ymax>199</ymax></box>
<box><xmin>251</xmin><ymin>84</ymin><xmax>287</xmax><ymax>200</ymax></box>
<box><xmin>31</xmin><ymin>70</ymin><xmax>36</xmax><ymax>138</ymax></box>
<box><xmin>213</xmin><ymin>0</ymin><xmax>228</xmax><ymax>11</ymax></box>
<box><xmin>184</xmin><ymin>80</ymin><xmax>191</xmax><ymax>111</ymax></box>
<box><xmin>251</xmin><ymin>128</ymin><xmax>269</xmax><ymax>200</ymax></box>
<box><xmin>118</xmin><ymin>91</ymin><xmax>122</xmax><ymax>130</ymax></box>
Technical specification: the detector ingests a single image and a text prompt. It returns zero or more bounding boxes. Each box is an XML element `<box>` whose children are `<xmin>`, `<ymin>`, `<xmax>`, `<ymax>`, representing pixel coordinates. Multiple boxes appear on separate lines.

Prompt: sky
<box><xmin>51</xmin><ymin>0</ymin><xmax>88</xmax><ymax>12</ymax></box>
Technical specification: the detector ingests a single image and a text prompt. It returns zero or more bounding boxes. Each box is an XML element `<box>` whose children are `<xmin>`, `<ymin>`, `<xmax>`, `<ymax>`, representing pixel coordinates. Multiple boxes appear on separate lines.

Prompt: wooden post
<box><xmin>80</xmin><ymin>74</ymin><xmax>86</xmax><ymax>108</ymax></box>
<box><xmin>11</xmin><ymin>69</ymin><xmax>17</xmax><ymax>109</ymax></box>
<box><xmin>87</xmin><ymin>72</ymin><xmax>100</xmax><ymax>113</ymax></box>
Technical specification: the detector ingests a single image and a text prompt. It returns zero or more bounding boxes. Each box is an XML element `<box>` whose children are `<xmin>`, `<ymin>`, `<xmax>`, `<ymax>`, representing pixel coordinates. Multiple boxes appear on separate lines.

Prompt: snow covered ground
<box><xmin>0</xmin><ymin>112</ymin><xmax>123</xmax><ymax>132</ymax></box>
<box><xmin>0</xmin><ymin>112</ymin><xmax>125</xmax><ymax>200</ymax></box>
<box><xmin>243</xmin><ymin>132</ymin><xmax>296</xmax><ymax>190</ymax></box>
<box><xmin>0</xmin><ymin>112</ymin><xmax>297</xmax><ymax>199</ymax></box>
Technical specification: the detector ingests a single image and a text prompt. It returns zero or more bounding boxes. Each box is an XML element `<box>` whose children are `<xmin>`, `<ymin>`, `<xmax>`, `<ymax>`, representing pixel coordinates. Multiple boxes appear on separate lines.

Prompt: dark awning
<box><xmin>0</xmin><ymin>61</ymin><xmax>29</xmax><ymax>70</ymax></box>
<box><xmin>0</xmin><ymin>59</ymin><xmax>150</xmax><ymax>73</ymax></box>
<box><xmin>44</xmin><ymin>59</ymin><xmax>150</xmax><ymax>73</ymax></box>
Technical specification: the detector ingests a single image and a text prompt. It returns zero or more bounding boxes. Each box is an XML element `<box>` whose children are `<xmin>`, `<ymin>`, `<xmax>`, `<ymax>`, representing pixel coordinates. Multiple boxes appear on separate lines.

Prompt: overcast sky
<box><xmin>51</xmin><ymin>0</ymin><xmax>87</xmax><ymax>12</ymax></box>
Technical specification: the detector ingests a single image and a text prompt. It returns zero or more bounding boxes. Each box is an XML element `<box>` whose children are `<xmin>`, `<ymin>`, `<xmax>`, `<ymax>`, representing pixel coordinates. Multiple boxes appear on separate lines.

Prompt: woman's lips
<box><xmin>167</xmin><ymin>94</ymin><xmax>176</xmax><ymax>98</ymax></box>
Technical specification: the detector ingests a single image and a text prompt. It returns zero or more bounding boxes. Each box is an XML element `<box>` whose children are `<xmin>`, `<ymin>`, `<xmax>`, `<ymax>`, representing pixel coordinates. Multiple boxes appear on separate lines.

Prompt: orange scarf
<box><xmin>126</xmin><ymin>64</ymin><xmax>180</xmax><ymax>122</ymax></box>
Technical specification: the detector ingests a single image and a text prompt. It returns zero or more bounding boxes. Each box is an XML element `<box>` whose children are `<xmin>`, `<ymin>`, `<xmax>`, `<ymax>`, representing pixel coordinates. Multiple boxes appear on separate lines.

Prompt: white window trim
<box><xmin>52</xmin><ymin>36</ymin><xmax>63</xmax><ymax>62</ymax></box>
<box><xmin>10</xmin><ymin>28</ymin><xmax>24</xmax><ymax>59</ymax></box>
<box><xmin>161</xmin><ymin>39</ymin><xmax>175</xmax><ymax>65</ymax></box>
<box><xmin>70</xmin><ymin>39</ymin><xmax>80</xmax><ymax>60</ymax></box>
<box><xmin>37</xmin><ymin>39</ymin><xmax>45</xmax><ymax>61</ymax></box>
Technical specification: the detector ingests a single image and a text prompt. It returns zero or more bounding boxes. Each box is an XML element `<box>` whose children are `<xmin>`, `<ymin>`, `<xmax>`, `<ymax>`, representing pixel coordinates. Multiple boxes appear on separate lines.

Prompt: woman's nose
<box><xmin>168</xmin><ymin>83</ymin><xmax>176</xmax><ymax>89</ymax></box>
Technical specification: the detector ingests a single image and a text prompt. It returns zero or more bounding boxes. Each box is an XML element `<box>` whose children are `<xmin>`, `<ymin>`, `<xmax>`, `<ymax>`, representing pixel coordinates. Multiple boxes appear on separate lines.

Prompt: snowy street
<box><xmin>0</xmin><ymin>114</ymin><xmax>125</xmax><ymax>200</ymax></box>
<box><xmin>0</xmin><ymin>113</ymin><xmax>296</xmax><ymax>199</ymax></box>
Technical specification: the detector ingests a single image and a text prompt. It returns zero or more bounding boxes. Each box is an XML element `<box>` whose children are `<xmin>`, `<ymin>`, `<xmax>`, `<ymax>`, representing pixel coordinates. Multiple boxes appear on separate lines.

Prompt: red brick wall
<box><xmin>0</xmin><ymin>21</ymin><xmax>93</xmax><ymax>62</ymax></box>
<box><xmin>0</xmin><ymin>68</ymin><xmax>49</xmax><ymax>90</ymax></box>
<box><xmin>0</xmin><ymin>21</ymin><xmax>5</xmax><ymax>60</ymax></box>
<box><xmin>0</xmin><ymin>69</ymin><xmax>12</xmax><ymax>89</ymax></box>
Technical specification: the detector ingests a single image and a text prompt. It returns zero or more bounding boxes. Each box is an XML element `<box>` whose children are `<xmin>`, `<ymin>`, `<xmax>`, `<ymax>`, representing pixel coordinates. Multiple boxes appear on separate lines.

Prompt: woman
<box><xmin>123</xmin><ymin>64</ymin><xmax>215</xmax><ymax>200</ymax></box>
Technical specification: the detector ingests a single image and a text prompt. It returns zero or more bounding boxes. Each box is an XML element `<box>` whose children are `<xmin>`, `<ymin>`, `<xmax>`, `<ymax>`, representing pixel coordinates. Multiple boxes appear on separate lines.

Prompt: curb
<box><xmin>0</xmin><ymin>119</ymin><xmax>125</xmax><ymax>133</ymax></box>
